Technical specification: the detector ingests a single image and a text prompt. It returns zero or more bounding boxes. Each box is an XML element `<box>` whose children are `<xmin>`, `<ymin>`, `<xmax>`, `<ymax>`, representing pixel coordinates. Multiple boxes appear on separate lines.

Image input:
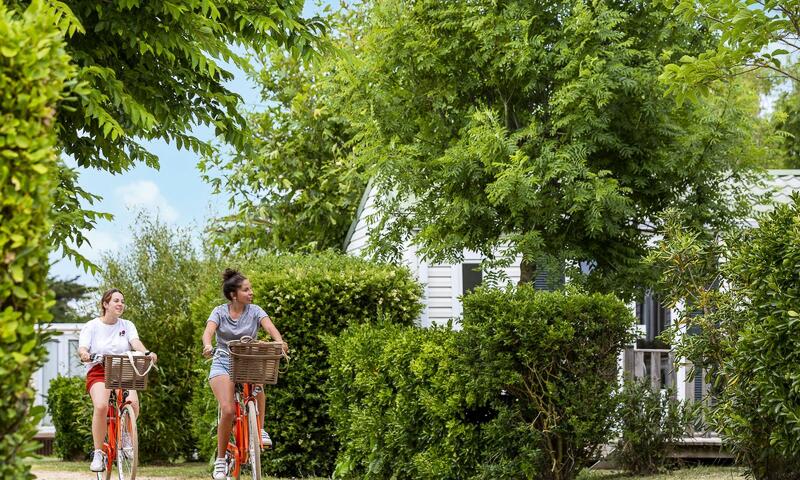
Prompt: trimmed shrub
<box><xmin>189</xmin><ymin>252</ymin><xmax>423</xmax><ymax>476</ymax></box>
<box><xmin>0</xmin><ymin>4</ymin><xmax>74</xmax><ymax>478</ymax></box>
<box><xmin>98</xmin><ymin>215</ymin><xmax>209</xmax><ymax>462</ymax></box>
<box><xmin>46</xmin><ymin>376</ymin><xmax>92</xmax><ymax>460</ymax></box>
<box><xmin>326</xmin><ymin>322</ymin><xmax>478</xmax><ymax>480</ymax></box>
<box><xmin>328</xmin><ymin>286</ymin><xmax>634</xmax><ymax>480</ymax></box>
<box><xmin>613</xmin><ymin>379</ymin><xmax>687</xmax><ymax>474</ymax></box>
<box><xmin>459</xmin><ymin>286</ymin><xmax>634</xmax><ymax>480</ymax></box>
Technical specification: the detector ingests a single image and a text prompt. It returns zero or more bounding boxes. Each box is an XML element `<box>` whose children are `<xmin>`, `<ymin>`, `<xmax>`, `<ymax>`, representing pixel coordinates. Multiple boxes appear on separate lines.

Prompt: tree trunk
<box><xmin>519</xmin><ymin>256</ymin><xmax>537</xmax><ymax>285</ymax></box>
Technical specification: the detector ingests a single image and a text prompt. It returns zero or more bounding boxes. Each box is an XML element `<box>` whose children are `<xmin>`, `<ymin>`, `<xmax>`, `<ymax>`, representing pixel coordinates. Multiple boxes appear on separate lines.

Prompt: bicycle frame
<box><xmin>103</xmin><ymin>388</ymin><xmax>132</xmax><ymax>472</ymax></box>
<box><xmin>227</xmin><ymin>382</ymin><xmax>263</xmax><ymax>479</ymax></box>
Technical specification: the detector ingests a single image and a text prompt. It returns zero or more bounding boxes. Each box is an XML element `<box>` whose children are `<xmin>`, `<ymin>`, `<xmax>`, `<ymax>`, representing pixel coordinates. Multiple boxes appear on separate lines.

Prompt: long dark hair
<box><xmin>100</xmin><ymin>288</ymin><xmax>122</xmax><ymax>315</ymax></box>
<box><xmin>222</xmin><ymin>269</ymin><xmax>247</xmax><ymax>301</ymax></box>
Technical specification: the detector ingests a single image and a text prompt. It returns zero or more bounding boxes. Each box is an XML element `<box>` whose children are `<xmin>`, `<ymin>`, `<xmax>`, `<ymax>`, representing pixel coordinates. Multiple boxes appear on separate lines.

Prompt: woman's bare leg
<box><xmin>210</xmin><ymin>375</ymin><xmax>236</xmax><ymax>458</ymax></box>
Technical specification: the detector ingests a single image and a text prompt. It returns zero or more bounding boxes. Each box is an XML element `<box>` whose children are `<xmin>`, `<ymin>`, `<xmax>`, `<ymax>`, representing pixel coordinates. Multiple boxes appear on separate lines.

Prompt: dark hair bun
<box><xmin>222</xmin><ymin>268</ymin><xmax>240</xmax><ymax>282</ymax></box>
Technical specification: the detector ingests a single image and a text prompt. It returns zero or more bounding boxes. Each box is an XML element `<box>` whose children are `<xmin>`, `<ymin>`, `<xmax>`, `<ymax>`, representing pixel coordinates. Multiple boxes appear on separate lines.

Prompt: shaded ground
<box><xmin>31</xmin><ymin>458</ymin><xmax>742</xmax><ymax>480</ymax></box>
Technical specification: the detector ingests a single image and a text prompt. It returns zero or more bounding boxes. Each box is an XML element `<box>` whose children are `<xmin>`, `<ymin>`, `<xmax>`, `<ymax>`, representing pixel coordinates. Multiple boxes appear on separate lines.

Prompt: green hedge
<box><xmin>328</xmin><ymin>286</ymin><xmax>634</xmax><ymax>480</ymax></box>
<box><xmin>327</xmin><ymin>322</ymin><xmax>479</xmax><ymax>479</ymax></box>
<box><xmin>0</xmin><ymin>4</ymin><xmax>74</xmax><ymax>478</ymax></box>
<box><xmin>46</xmin><ymin>376</ymin><xmax>92</xmax><ymax>460</ymax></box>
<box><xmin>189</xmin><ymin>252</ymin><xmax>422</xmax><ymax>476</ymax></box>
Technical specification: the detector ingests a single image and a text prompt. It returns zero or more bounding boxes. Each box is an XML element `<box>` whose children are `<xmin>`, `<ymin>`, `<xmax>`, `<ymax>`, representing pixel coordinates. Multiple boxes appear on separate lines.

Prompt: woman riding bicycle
<box><xmin>77</xmin><ymin>288</ymin><xmax>158</xmax><ymax>473</ymax></box>
<box><xmin>202</xmin><ymin>269</ymin><xmax>288</xmax><ymax>480</ymax></box>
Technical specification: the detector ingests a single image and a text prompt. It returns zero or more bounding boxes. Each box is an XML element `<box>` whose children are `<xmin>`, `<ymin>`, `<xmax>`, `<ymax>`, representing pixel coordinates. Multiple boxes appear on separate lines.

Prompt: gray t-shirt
<box><xmin>207</xmin><ymin>303</ymin><xmax>268</xmax><ymax>353</ymax></box>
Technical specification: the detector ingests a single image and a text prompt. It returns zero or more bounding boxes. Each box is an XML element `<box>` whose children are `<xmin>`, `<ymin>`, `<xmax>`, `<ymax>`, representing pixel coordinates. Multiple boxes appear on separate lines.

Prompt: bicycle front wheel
<box><xmin>246</xmin><ymin>401</ymin><xmax>261</xmax><ymax>480</ymax></box>
<box><xmin>116</xmin><ymin>405</ymin><xmax>138</xmax><ymax>480</ymax></box>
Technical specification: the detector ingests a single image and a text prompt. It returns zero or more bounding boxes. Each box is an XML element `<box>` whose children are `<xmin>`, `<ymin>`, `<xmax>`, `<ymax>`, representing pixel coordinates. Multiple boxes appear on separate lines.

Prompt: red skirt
<box><xmin>86</xmin><ymin>364</ymin><xmax>106</xmax><ymax>393</ymax></box>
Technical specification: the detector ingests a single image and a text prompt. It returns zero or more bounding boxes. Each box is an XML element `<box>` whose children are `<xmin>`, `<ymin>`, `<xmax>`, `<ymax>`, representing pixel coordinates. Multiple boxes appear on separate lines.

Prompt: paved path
<box><xmin>33</xmin><ymin>469</ymin><xmax>175</xmax><ymax>480</ymax></box>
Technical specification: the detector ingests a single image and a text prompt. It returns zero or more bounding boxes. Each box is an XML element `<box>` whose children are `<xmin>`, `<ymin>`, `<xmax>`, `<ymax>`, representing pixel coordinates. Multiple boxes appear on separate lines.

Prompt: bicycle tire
<box><xmin>116</xmin><ymin>405</ymin><xmax>138</xmax><ymax>480</ymax></box>
<box><xmin>246</xmin><ymin>401</ymin><xmax>261</xmax><ymax>480</ymax></box>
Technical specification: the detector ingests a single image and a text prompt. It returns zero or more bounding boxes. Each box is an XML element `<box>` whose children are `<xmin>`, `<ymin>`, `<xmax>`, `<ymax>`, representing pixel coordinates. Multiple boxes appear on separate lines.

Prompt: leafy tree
<box><xmin>48</xmin><ymin>276</ymin><xmax>92</xmax><ymax>323</ymax></box>
<box><xmin>661</xmin><ymin>0</ymin><xmax>800</xmax><ymax>100</ymax></box>
<box><xmin>771</xmin><ymin>76</ymin><xmax>800</xmax><ymax>168</ymax></box>
<box><xmin>0</xmin><ymin>2</ymin><xmax>73</xmax><ymax>477</ymax></box>
<box><xmin>202</xmin><ymin>6</ymin><xmax>365</xmax><ymax>253</ymax></box>
<box><xmin>97</xmin><ymin>214</ymin><xmax>209</xmax><ymax>461</ymax></box>
<box><xmin>6</xmin><ymin>0</ymin><xmax>325</xmax><ymax>271</ymax></box>
<box><xmin>342</xmin><ymin>0</ymin><xmax>764</xmax><ymax>294</ymax></box>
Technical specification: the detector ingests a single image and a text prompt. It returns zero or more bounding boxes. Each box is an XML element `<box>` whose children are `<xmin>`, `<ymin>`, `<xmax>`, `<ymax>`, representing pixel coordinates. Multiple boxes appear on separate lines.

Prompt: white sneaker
<box><xmin>212</xmin><ymin>457</ymin><xmax>228</xmax><ymax>480</ymax></box>
<box><xmin>261</xmin><ymin>429</ymin><xmax>272</xmax><ymax>448</ymax></box>
<box><xmin>90</xmin><ymin>449</ymin><xmax>106</xmax><ymax>472</ymax></box>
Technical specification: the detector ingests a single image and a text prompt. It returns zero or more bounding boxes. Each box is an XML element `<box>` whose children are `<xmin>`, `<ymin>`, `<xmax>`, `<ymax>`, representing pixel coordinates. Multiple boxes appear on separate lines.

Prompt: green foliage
<box><xmin>326</xmin><ymin>323</ymin><xmax>483</xmax><ymax>480</ymax></box>
<box><xmin>190</xmin><ymin>252</ymin><xmax>423</xmax><ymax>476</ymax></box>
<box><xmin>613</xmin><ymin>380</ymin><xmax>688</xmax><ymax>475</ymax></box>
<box><xmin>46</xmin><ymin>376</ymin><xmax>92</xmax><ymax>460</ymax></box>
<box><xmin>328</xmin><ymin>287</ymin><xmax>634</xmax><ymax>480</ymax></box>
<box><xmin>5</xmin><ymin>0</ymin><xmax>325</xmax><ymax>272</ymax></box>
<box><xmin>201</xmin><ymin>7</ymin><xmax>366</xmax><ymax>254</ymax></box>
<box><xmin>459</xmin><ymin>287</ymin><xmax>634</xmax><ymax>480</ymax></box>
<box><xmin>0</xmin><ymin>2</ymin><xmax>72</xmax><ymax>477</ymax></box>
<box><xmin>48</xmin><ymin>276</ymin><xmax>92</xmax><ymax>323</ymax></box>
<box><xmin>336</xmin><ymin>0</ymin><xmax>763</xmax><ymax>294</ymax></box>
<box><xmin>661</xmin><ymin>0</ymin><xmax>800</xmax><ymax>100</ymax></box>
<box><xmin>98</xmin><ymin>214</ymin><xmax>209</xmax><ymax>462</ymax></box>
<box><xmin>771</xmin><ymin>79</ymin><xmax>800</xmax><ymax>168</ymax></box>
<box><xmin>651</xmin><ymin>196</ymin><xmax>800</xmax><ymax>479</ymax></box>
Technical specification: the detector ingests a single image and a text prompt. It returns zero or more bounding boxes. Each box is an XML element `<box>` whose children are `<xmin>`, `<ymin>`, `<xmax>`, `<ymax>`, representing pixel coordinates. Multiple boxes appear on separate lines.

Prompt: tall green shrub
<box><xmin>720</xmin><ymin>197</ymin><xmax>800</xmax><ymax>479</ymax></box>
<box><xmin>47</xmin><ymin>376</ymin><xmax>92</xmax><ymax>460</ymax></box>
<box><xmin>98</xmin><ymin>215</ymin><xmax>209</xmax><ymax>462</ymax></box>
<box><xmin>0</xmin><ymin>3</ymin><xmax>74</xmax><ymax>477</ymax></box>
<box><xmin>653</xmin><ymin>196</ymin><xmax>800</xmax><ymax>479</ymax></box>
<box><xmin>189</xmin><ymin>253</ymin><xmax>422</xmax><ymax>476</ymax></box>
<box><xmin>328</xmin><ymin>287</ymin><xmax>634</xmax><ymax>480</ymax></box>
<box><xmin>613</xmin><ymin>380</ymin><xmax>687</xmax><ymax>474</ymax></box>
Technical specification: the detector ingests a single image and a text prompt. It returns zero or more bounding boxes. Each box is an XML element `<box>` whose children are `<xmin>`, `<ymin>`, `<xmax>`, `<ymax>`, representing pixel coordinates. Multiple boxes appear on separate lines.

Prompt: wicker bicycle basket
<box><xmin>103</xmin><ymin>354</ymin><xmax>152</xmax><ymax>390</ymax></box>
<box><xmin>229</xmin><ymin>340</ymin><xmax>283</xmax><ymax>385</ymax></box>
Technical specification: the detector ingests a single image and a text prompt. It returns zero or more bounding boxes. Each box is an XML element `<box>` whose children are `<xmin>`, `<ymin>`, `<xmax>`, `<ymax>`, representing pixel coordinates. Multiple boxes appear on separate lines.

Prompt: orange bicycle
<box><xmin>213</xmin><ymin>338</ymin><xmax>285</xmax><ymax>480</ymax></box>
<box><xmin>90</xmin><ymin>353</ymin><xmax>153</xmax><ymax>480</ymax></box>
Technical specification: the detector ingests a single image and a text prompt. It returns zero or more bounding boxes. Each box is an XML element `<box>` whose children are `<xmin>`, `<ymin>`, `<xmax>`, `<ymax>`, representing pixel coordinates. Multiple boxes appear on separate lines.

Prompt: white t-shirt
<box><xmin>79</xmin><ymin>318</ymin><xmax>140</xmax><ymax>369</ymax></box>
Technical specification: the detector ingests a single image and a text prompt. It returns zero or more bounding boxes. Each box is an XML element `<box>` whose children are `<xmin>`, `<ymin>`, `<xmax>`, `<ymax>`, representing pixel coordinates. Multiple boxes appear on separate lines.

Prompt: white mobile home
<box><xmin>343</xmin><ymin>170</ymin><xmax>800</xmax><ymax>411</ymax></box>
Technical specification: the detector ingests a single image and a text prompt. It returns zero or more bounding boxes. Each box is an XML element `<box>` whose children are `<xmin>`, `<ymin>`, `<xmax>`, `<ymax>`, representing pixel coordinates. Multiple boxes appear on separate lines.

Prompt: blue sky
<box><xmin>51</xmin><ymin>2</ymin><xmax>335</xmax><ymax>284</ymax></box>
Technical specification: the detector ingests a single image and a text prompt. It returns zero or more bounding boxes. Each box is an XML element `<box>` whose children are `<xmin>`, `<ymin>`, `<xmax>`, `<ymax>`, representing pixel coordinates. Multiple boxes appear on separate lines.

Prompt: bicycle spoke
<box><xmin>116</xmin><ymin>405</ymin><xmax>138</xmax><ymax>480</ymax></box>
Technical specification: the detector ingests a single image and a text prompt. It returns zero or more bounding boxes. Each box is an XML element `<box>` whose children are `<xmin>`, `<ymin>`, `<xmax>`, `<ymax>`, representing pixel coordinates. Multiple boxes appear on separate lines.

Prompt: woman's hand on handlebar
<box><xmin>202</xmin><ymin>344</ymin><xmax>214</xmax><ymax>358</ymax></box>
<box><xmin>79</xmin><ymin>350</ymin><xmax>91</xmax><ymax>363</ymax></box>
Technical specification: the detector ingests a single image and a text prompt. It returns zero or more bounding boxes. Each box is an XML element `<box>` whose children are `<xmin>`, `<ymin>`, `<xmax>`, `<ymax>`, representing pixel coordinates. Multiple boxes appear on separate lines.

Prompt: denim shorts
<box><xmin>208</xmin><ymin>352</ymin><xmax>231</xmax><ymax>380</ymax></box>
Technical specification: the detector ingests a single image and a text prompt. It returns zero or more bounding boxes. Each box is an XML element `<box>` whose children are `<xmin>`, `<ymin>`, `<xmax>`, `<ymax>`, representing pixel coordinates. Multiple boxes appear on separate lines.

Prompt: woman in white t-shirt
<box><xmin>77</xmin><ymin>288</ymin><xmax>158</xmax><ymax>473</ymax></box>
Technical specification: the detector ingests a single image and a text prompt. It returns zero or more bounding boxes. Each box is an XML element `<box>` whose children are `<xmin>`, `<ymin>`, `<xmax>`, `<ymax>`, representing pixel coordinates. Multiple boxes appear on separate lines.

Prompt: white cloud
<box><xmin>116</xmin><ymin>180</ymin><xmax>179</xmax><ymax>222</ymax></box>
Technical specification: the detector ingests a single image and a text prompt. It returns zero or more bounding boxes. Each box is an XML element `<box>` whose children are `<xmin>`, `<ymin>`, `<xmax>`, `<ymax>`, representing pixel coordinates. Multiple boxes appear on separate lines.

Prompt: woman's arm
<box><xmin>130</xmin><ymin>338</ymin><xmax>158</xmax><ymax>363</ymax></box>
<box><xmin>260</xmin><ymin>316</ymin><xmax>288</xmax><ymax>353</ymax></box>
<box><xmin>202</xmin><ymin>321</ymin><xmax>218</xmax><ymax>358</ymax></box>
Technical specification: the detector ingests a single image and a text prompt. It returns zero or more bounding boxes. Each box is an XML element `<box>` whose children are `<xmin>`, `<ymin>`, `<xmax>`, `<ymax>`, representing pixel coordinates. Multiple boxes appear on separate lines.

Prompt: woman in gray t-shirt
<box><xmin>201</xmin><ymin>268</ymin><xmax>288</xmax><ymax>480</ymax></box>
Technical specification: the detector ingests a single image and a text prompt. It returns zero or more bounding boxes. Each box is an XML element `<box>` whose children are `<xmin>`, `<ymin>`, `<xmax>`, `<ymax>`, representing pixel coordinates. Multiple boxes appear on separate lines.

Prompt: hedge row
<box><xmin>188</xmin><ymin>252</ymin><xmax>423</xmax><ymax>476</ymax></box>
<box><xmin>328</xmin><ymin>286</ymin><xmax>634</xmax><ymax>480</ymax></box>
<box><xmin>0</xmin><ymin>4</ymin><xmax>74</xmax><ymax>478</ymax></box>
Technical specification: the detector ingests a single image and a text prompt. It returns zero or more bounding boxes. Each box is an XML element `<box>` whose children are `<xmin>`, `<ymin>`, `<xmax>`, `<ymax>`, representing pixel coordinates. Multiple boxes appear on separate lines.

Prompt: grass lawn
<box><xmin>28</xmin><ymin>457</ymin><xmax>324</xmax><ymax>479</ymax></box>
<box><xmin>579</xmin><ymin>466</ymin><xmax>744</xmax><ymax>480</ymax></box>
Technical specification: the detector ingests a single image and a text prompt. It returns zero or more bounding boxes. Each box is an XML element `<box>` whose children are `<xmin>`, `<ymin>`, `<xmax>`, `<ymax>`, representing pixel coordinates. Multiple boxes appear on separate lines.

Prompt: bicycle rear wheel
<box><xmin>116</xmin><ymin>405</ymin><xmax>138</xmax><ymax>480</ymax></box>
<box><xmin>246</xmin><ymin>401</ymin><xmax>261</xmax><ymax>480</ymax></box>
